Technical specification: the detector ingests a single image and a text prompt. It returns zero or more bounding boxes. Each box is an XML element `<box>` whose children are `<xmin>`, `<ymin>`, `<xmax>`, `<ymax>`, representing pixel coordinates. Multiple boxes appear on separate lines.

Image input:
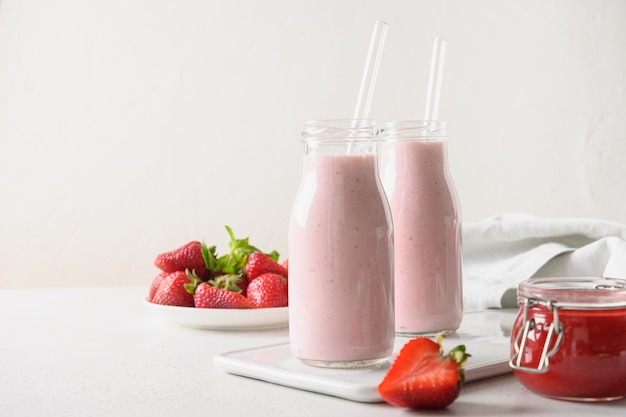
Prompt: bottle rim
<box><xmin>379</xmin><ymin>120</ymin><xmax>447</xmax><ymax>140</ymax></box>
<box><xmin>302</xmin><ymin>119</ymin><xmax>378</xmax><ymax>142</ymax></box>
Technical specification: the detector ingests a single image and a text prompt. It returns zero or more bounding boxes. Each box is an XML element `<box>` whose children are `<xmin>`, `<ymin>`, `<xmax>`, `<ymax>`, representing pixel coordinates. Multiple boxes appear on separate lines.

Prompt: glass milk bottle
<box><xmin>288</xmin><ymin>119</ymin><xmax>395</xmax><ymax>368</ymax></box>
<box><xmin>380</xmin><ymin>120</ymin><xmax>462</xmax><ymax>335</ymax></box>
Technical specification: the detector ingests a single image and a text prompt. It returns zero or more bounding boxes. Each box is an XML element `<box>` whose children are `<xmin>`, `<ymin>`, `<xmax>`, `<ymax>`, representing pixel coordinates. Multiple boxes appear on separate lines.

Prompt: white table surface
<box><xmin>1</xmin><ymin>286</ymin><xmax>624</xmax><ymax>417</ymax></box>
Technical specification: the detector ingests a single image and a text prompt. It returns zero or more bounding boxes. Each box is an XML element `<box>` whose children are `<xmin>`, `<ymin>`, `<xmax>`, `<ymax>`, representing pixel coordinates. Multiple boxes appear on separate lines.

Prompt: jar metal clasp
<box><xmin>509</xmin><ymin>297</ymin><xmax>564</xmax><ymax>373</ymax></box>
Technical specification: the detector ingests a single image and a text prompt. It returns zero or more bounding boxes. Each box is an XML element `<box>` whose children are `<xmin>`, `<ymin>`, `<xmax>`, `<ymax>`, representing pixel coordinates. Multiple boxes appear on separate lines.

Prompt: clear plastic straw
<box><xmin>353</xmin><ymin>20</ymin><xmax>389</xmax><ymax>121</ymax></box>
<box><xmin>423</xmin><ymin>37</ymin><xmax>447</xmax><ymax>121</ymax></box>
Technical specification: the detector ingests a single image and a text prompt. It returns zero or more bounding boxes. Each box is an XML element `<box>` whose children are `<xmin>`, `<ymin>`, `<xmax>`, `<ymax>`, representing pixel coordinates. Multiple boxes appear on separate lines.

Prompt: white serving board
<box><xmin>213</xmin><ymin>309</ymin><xmax>517</xmax><ymax>402</ymax></box>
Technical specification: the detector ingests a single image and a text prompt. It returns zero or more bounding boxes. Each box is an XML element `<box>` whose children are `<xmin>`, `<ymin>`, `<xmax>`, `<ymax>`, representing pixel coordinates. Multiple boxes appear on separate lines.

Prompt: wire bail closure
<box><xmin>509</xmin><ymin>297</ymin><xmax>564</xmax><ymax>373</ymax></box>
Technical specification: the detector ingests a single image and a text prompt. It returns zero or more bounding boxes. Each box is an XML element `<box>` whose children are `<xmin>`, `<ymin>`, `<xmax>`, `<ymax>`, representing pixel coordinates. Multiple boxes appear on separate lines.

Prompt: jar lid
<box><xmin>517</xmin><ymin>277</ymin><xmax>626</xmax><ymax>309</ymax></box>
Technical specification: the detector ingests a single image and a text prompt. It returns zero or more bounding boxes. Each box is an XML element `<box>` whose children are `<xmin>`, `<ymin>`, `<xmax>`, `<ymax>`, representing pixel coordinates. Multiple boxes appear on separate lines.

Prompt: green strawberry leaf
<box><xmin>201</xmin><ymin>245</ymin><xmax>219</xmax><ymax>271</ymax></box>
<box><xmin>201</xmin><ymin>225</ymin><xmax>281</xmax><ymax>275</ymax></box>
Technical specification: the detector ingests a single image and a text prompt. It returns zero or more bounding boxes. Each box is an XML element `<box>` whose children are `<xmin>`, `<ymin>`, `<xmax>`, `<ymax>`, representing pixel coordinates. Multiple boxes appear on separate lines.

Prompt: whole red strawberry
<box><xmin>148</xmin><ymin>271</ymin><xmax>170</xmax><ymax>302</ymax></box>
<box><xmin>246</xmin><ymin>273</ymin><xmax>288</xmax><ymax>308</ymax></box>
<box><xmin>152</xmin><ymin>271</ymin><xmax>194</xmax><ymax>307</ymax></box>
<box><xmin>154</xmin><ymin>241</ymin><xmax>209</xmax><ymax>279</ymax></box>
<box><xmin>245</xmin><ymin>252</ymin><xmax>287</xmax><ymax>281</ymax></box>
<box><xmin>378</xmin><ymin>336</ymin><xmax>469</xmax><ymax>409</ymax></box>
<box><xmin>194</xmin><ymin>282</ymin><xmax>250</xmax><ymax>309</ymax></box>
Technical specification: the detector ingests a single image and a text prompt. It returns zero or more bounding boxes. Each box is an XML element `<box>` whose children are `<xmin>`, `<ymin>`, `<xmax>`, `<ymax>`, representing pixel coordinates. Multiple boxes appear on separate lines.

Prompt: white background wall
<box><xmin>1</xmin><ymin>0</ymin><xmax>625</xmax><ymax>288</ymax></box>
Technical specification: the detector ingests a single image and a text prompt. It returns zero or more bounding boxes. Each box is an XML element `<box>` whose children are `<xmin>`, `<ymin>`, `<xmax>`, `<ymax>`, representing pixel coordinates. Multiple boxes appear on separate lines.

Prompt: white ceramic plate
<box><xmin>143</xmin><ymin>299</ymin><xmax>289</xmax><ymax>330</ymax></box>
<box><xmin>213</xmin><ymin>310</ymin><xmax>518</xmax><ymax>402</ymax></box>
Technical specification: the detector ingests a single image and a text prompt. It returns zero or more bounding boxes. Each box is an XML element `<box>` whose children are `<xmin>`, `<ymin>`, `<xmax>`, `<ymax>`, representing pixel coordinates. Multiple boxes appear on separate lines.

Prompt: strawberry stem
<box><xmin>209</xmin><ymin>274</ymin><xmax>245</xmax><ymax>294</ymax></box>
<box><xmin>183</xmin><ymin>269</ymin><xmax>203</xmax><ymax>294</ymax></box>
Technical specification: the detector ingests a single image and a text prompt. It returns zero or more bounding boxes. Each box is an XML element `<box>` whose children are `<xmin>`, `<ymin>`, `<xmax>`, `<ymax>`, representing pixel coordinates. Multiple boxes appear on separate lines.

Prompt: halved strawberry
<box><xmin>194</xmin><ymin>282</ymin><xmax>250</xmax><ymax>309</ymax></box>
<box><xmin>154</xmin><ymin>241</ymin><xmax>210</xmax><ymax>279</ymax></box>
<box><xmin>152</xmin><ymin>271</ymin><xmax>194</xmax><ymax>307</ymax></box>
<box><xmin>246</xmin><ymin>272</ymin><xmax>288</xmax><ymax>308</ymax></box>
<box><xmin>245</xmin><ymin>252</ymin><xmax>287</xmax><ymax>281</ymax></box>
<box><xmin>378</xmin><ymin>335</ymin><xmax>469</xmax><ymax>409</ymax></box>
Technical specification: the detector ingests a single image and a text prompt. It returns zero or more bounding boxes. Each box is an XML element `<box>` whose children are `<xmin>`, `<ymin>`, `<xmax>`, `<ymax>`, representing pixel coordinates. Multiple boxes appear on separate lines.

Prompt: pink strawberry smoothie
<box><xmin>288</xmin><ymin>153</ymin><xmax>395</xmax><ymax>367</ymax></box>
<box><xmin>381</xmin><ymin>138</ymin><xmax>462</xmax><ymax>335</ymax></box>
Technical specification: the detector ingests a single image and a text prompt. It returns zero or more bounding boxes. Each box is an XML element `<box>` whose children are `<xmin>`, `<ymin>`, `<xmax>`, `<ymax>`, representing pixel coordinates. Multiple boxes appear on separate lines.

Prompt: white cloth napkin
<box><xmin>462</xmin><ymin>213</ymin><xmax>626</xmax><ymax>310</ymax></box>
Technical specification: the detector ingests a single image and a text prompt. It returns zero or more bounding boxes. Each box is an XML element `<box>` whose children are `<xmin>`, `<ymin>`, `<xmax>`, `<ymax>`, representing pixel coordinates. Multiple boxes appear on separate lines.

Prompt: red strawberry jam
<box><xmin>510</xmin><ymin>277</ymin><xmax>626</xmax><ymax>402</ymax></box>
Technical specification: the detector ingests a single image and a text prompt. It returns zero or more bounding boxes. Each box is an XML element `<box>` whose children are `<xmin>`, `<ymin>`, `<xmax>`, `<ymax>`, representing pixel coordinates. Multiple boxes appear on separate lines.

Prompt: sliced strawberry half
<box><xmin>378</xmin><ymin>335</ymin><xmax>469</xmax><ymax>409</ymax></box>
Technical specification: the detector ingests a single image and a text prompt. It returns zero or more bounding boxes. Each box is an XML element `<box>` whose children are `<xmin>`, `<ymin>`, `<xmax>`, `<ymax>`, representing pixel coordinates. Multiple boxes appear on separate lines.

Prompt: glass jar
<box><xmin>379</xmin><ymin>121</ymin><xmax>462</xmax><ymax>335</ymax></box>
<box><xmin>510</xmin><ymin>277</ymin><xmax>626</xmax><ymax>401</ymax></box>
<box><xmin>288</xmin><ymin>119</ymin><xmax>395</xmax><ymax>368</ymax></box>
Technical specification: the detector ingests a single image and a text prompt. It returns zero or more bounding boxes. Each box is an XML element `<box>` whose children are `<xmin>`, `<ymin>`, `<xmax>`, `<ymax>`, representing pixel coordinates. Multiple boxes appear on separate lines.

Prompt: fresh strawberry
<box><xmin>152</xmin><ymin>271</ymin><xmax>194</xmax><ymax>307</ymax></box>
<box><xmin>149</xmin><ymin>227</ymin><xmax>282</xmax><ymax>305</ymax></box>
<box><xmin>245</xmin><ymin>252</ymin><xmax>287</xmax><ymax>281</ymax></box>
<box><xmin>148</xmin><ymin>271</ymin><xmax>170</xmax><ymax>301</ymax></box>
<box><xmin>246</xmin><ymin>272</ymin><xmax>288</xmax><ymax>308</ymax></box>
<box><xmin>194</xmin><ymin>282</ymin><xmax>250</xmax><ymax>309</ymax></box>
<box><xmin>154</xmin><ymin>241</ymin><xmax>210</xmax><ymax>279</ymax></box>
<box><xmin>378</xmin><ymin>335</ymin><xmax>470</xmax><ymax>410</ymax></box>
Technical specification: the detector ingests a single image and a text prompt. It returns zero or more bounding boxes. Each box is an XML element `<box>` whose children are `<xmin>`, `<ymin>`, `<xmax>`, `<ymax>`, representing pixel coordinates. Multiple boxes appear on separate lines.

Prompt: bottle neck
<box><xmin>304</xmin><ymin>141</ymin><xmax>379</xmax><ymax>157</ymax></box>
